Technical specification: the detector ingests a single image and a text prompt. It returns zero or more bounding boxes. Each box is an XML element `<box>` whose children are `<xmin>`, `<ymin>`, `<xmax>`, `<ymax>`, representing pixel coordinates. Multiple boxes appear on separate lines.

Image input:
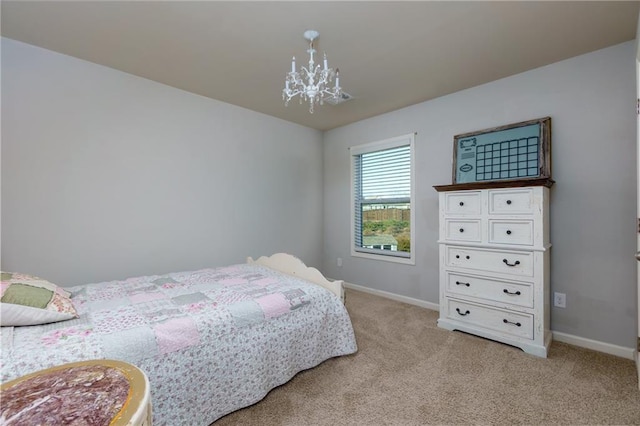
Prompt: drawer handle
<box><xmin>459</xmin><ymin>201</ymin><xmax>464</xmax><ymax>206</ymax></box>
<box><xmin>503</xmin><ymin>319</ymin><xmax>521</xmax><ymax>327</ymax></box>
<box><xmin>502</xmin><ymin>258</ymin><xmax>520</xmax><ymax>267</ymax></box>
<box><xmin>459</xmin><ymin>228</ymin><xmax>464</xmax><ymax>233</ymax></box>
<box><xmin>506</xmin><ymin>230</ymin><xmax>512</xmax><ymax>235</ymax></box>
<box><xmin>506</xmin><ymin>200</ymin><xmax>512</xmax><ymax>205</ymax></box>
<box><xmin>503</xmin><ymin>289</ymin><xmax>521</xmax><ymax>295</ymax></box>
<box><xmin>456</xmin><ymin>308</ymin><xmax>470</xmax><ymax>316</ymax></box>
<box><xmin>456</xmin><ymin>255</ymin><xmax>470</xmax><ymax>260</ymax></box>
<box><xmin>456</xmin><ymin>281</ymin><xmax>470</xmax><ymax>287</ymax></box>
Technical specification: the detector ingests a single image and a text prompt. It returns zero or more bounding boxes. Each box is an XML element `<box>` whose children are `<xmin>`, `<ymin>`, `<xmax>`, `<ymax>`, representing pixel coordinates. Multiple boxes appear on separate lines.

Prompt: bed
<box><xmin>0</xmin><ymin>253</ymin><xmax>357</xmax><ymax>425</ymax></box>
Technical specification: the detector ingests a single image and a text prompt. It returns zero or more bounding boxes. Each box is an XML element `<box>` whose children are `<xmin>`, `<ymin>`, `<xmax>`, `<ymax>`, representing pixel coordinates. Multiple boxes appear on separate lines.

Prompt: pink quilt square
<box><xmin>93</xmin><ymin>307</ymin><xmax>148</xmax><ymax>334</ymax></box>
<box><xmin>129</xmin><ymin>291</ymin><xmax>166</xmax><ymax>304</ymax></box>
<box><xmin>251</xmin><ymin>277</ymin><xmax>278</xmax><ymax>287</ymax></box>
<box><xmin>256</xmin><ymin>293</ymin><xmax>290</xmax><ymax>319</ymax></box>
<box><xmin>219</xmin><ymin>278</ymin><xmax>247</xmax><ymax>286</ymax></box>
<box><xmin>153</xmin><ymin>317</ymin><xmax>200</xmax><ymax>355</ymax></box>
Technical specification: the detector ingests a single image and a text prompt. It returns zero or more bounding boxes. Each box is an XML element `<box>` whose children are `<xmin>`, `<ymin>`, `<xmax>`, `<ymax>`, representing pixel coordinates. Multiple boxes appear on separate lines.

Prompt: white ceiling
<box><xmin>2</xmin><ymin>1</ymin><xmax>638</xmax><ymax>131</ymax></box>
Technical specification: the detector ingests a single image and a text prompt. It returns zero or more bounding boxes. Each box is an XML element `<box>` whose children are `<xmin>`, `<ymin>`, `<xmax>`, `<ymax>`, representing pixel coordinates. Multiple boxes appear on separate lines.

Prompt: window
<box><xmin>350</xmin><ymin>133</ymin><xmax>415</xmax><ymax>264</ymax></box>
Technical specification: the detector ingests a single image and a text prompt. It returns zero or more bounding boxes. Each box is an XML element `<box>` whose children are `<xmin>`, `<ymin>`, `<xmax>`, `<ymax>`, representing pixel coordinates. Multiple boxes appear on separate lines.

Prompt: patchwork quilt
<box><xmin>1</xmin><ymin>263</ymin><xmax>357</xmax><ymax>425</ymax></box>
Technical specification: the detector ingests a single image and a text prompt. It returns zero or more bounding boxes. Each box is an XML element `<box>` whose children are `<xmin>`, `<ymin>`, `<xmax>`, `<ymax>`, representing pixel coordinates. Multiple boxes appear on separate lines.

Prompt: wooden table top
<box><xmin>1</xmin><ymin>359</ymin><xmax>150</xmax><ymax>426</ymax></box>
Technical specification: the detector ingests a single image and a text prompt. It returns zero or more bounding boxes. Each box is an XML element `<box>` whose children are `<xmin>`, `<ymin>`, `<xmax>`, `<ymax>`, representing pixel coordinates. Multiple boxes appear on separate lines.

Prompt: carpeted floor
<box><xmin>214</xmin><ymin>289</ymin><xmax>640</xmax><ymax>425</ymax></box>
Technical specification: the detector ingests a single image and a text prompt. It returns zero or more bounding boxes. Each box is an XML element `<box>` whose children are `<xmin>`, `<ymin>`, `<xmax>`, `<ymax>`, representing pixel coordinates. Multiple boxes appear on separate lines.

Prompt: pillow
<box><xmin>1</xmin><ymin>272</ymin><xmax>78</xmax><ymax>326</ymax></box>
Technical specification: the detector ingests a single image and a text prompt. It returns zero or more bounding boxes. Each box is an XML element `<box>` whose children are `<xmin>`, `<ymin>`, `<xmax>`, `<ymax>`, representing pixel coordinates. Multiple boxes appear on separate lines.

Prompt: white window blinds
<box><xmin>351</xmin><ymin>133</ymin><xmax>415</xmax><ymax>263</ymax></box>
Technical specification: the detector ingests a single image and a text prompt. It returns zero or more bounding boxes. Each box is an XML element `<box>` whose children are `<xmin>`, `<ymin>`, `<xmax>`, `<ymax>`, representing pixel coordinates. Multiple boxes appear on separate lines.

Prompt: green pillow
<box><xmin>1</xmin><ymin>283</ymin><xmax>54</xmax><ymax>309</ymax></box>
<box><xmin>1</xmin><ymin>272</ymin><xmax>78</xmax><ymax>326</ymax></box>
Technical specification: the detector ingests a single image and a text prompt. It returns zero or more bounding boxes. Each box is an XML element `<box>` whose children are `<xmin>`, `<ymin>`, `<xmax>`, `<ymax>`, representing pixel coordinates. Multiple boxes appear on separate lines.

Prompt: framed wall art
<box><xmin>452</xmin><ymin>117</ymin><xmax>551</xmax><ymax>185</ymax></box>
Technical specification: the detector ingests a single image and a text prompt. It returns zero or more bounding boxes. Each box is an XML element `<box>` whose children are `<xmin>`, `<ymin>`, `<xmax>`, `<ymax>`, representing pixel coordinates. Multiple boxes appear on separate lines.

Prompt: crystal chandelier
<box><xmin>283</xmin><ymin>30</ymin><xmax>342</xmax><ymax>113</ymax></box>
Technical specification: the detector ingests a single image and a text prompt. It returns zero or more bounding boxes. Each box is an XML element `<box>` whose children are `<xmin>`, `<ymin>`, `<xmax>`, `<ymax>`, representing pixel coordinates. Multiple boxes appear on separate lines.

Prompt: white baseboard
<box><xmin>343</xmin><ymin>282</ymin><xmax>439</xmax><ymax>311</ymax></box>
<box><xmin>551</xmin><ymin>331</ymin><xmax>636</xmax><ymax>360</ymax></box>
<box><xmin>344</xmin><ymin>282</ymin><xmax>636</xmax><ymax>360</ymax></box>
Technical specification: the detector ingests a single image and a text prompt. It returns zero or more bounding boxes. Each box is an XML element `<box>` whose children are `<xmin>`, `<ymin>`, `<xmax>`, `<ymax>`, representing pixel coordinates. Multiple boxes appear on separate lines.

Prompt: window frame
<box><xmin>350</xmin><ymin>133</ymin><xmax>416</xmax><ymax>265</ymax></box>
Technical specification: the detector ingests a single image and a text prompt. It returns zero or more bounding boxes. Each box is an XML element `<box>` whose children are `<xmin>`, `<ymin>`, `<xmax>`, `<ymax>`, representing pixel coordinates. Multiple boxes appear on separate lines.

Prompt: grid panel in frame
<box><xmin>475</xmin><ymin>137</ymin><xmax>539</xmax><ymax>181</ymax></box>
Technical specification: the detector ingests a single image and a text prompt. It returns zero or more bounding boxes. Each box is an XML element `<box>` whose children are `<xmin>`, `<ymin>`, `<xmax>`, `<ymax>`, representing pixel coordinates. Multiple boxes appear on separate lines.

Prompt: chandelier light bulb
<box><xmin>283</xmin><ymin>30</ymin><xmax>342</xmax><ymax>114</ymax></box>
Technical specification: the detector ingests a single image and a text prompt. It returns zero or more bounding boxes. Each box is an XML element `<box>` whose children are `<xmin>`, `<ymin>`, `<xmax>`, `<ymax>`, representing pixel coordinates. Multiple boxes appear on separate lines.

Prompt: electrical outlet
<box><xmin>337</xmin><ymin>257</ymin><xmax>343</xmax><ymax>267</ymax></box>
<box><xmin>554</xmin><ymin>292</ymin><xmax>566</xmax><ymax>308</ymax></box>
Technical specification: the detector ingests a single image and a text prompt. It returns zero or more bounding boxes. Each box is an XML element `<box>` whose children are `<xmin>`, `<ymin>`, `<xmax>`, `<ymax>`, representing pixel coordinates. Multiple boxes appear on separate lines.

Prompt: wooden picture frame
<box><xmin>452</xmin><ymin>117</ymin><xmax>551</xmax><ymax>185</ymax></box>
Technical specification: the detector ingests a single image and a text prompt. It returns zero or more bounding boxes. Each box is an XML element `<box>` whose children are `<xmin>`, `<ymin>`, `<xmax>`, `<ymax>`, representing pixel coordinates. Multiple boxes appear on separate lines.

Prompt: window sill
<box><xmin>351</xmin><ymin>250</ymin><xmax>415</xmax><ymax>265</ymax></box>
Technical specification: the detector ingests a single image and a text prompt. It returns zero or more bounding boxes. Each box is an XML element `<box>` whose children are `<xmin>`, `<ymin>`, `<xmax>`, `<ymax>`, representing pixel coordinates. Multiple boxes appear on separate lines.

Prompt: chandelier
<box><xmin>283</xmin><ymin>30</ymin><xmax>342</xmax><ymax>113</ymax></box>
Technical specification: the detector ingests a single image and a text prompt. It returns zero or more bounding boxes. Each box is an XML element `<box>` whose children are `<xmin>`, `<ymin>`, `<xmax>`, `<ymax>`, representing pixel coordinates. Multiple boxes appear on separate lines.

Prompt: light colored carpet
<box><xmin>214</xmin><ymin>289</ymin><xmax>640</xmax><ymax>425</ymax></box>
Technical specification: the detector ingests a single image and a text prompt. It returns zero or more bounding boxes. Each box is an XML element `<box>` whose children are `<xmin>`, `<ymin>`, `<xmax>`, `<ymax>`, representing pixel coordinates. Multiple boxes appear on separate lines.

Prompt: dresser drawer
<box><xmin>445</xmin><ymin>219</ymin><xmax>482</xmax><ymax>242</ymax></box>
<box><xmin>446</xmin><ymin>298</ymin><xmax>534</xmax><ymax>339</ymax></box>
<box><xmin>489</xmin><ymin>188</ymin><xmax>534</xmax><ymax>215</ymax></box>
<box><xmin>445</xmin><ymin>246</ymin><xmax>534</xmax><ymax>277</ymax></box>
<box><xmin>445</xmin><ymin>272</ymin><xmax>533</xmax><ymax>308</ymax></box>
<box><xmin>489</xmin><ymin>220</ymin><xmax>534</xmax><ymax>246</ymax></box>
<box><xmin>444</xmin><ymin>191</ymin><xmax>481</xmax><ymax>215</ymax></box>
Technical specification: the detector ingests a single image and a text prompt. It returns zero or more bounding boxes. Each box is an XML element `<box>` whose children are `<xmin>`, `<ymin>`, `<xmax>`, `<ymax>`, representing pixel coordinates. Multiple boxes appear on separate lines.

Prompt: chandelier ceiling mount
<box><xmin>283</xmin><ymin>30</ymin><xmax>342</xmax><ymax>114</ymax></box>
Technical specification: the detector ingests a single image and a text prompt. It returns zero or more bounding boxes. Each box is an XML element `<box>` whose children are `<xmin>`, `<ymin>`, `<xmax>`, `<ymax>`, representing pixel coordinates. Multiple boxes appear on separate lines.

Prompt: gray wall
<box><xmin>2</xmin><ymin>37</ymin><xmax>637</xmax><ymax>349</ymax></box>
<box><xmin>1</xmin><ymin>38</ymin><xmax>325</xmax><ymax>286</ymax></box>
<box><xmin>323</xmin><ymin>41</ymin><xmax>637</xmax><ymax>348</ymax></box>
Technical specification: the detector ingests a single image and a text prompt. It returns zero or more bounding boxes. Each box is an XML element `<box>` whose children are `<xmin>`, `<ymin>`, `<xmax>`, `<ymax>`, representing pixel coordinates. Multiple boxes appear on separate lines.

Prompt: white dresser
<box><xmin>434</xmin><ymin>181</ymin><xmax>553</xmax><ymax>357</ymax></box>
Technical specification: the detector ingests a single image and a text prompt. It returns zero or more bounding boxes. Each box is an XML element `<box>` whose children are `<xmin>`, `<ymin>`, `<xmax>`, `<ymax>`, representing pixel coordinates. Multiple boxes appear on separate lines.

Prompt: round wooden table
<box><xmin>1</xmin><ymin>359</ymin><xmax>152</xmax><ymax>425</ymax></box>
